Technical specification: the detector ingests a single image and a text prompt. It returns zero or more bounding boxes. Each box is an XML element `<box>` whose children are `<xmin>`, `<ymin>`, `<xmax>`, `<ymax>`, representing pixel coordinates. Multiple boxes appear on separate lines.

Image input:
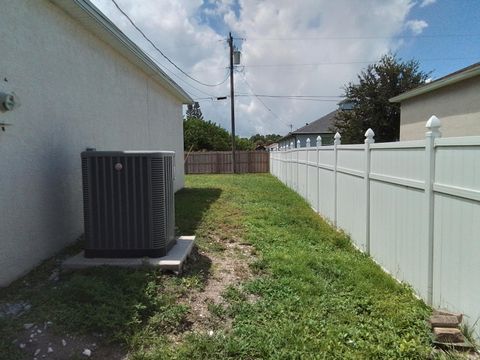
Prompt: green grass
<box><xmin>0</xmin><ymin>174</ymin><xmax>439</xmax><ymax>359</ymax></box>
<box><xmin>166</xmin><ymin>174</ymin><xmax>433</xmax><ymax>359</ymax></box>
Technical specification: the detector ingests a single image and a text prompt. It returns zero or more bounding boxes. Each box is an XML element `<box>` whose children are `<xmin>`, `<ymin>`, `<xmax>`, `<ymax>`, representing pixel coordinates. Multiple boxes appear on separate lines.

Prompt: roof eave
<box><xmin>49</xmin><ymin>0</ymin><xmax>193</xmax><ymax>105</ymax></box>
<box><xmin>390</xmin><ymin>65</ymin><xmax>480</xmax><ymax>103</ymax></box>
<box><xmin>293</xmin><ymin>131</ymin><xmax>334</xmax><ymax>135</ymax></box>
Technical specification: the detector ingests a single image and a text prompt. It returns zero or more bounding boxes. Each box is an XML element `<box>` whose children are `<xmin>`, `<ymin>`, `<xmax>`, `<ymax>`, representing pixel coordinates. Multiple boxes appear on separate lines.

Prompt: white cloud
<box><xmin>91</xmin><ymin>0</ymin><xmax>420</xmax><ymax>137</ymax></box>
<box><xmin>419</xmin><ymin>0</ymin><xmax>436</xmax><ymax>8</ymax></box>
<box><xmin>405</xmin><ymin>19</ymin><xmax>428</xmax><ymax>35</ymax></box>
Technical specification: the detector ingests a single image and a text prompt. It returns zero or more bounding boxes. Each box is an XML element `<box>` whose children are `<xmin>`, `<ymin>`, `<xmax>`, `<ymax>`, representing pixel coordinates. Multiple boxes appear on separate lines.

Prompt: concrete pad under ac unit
<box><xmin>62</xmin><ymin>236</ymin><xmax>195</xmax><ymax>273</ymax></box>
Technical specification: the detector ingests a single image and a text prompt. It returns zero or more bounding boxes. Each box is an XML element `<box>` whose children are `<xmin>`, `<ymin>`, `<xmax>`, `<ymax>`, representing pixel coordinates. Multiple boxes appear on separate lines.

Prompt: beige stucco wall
<box><xmin>0</xmin><ymin>0</ymin><xmax>185</xmax><ymax>286</ymax></box>
<box><xmin>400</xmin><ymin>76</ymin><xmax>480</xmax><ymax>140</ymax></box>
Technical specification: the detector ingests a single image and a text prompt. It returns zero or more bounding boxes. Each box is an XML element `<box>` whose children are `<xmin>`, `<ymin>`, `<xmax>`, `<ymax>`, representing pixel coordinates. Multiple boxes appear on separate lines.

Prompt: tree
<box><xmin>184</xmin><ymin>101</ymin><xmax>260</xmax><ymax>151</ymax></box>
<box><xmin>183</xmin><ymin>117</ymin><xmax>230</xmax><ymax>151</ymax></box>
<box><xmin>186</xmin><ymin>102</ymin><xmax>203</xmax><ymax>120</ymax></box>
<box><xmin>236</xmin><ymin>137</ymin><xmax>254</xmax><ymax>150</ymax></box>
<box><xmin>331</xmin><ymin>54</ymin><xmax>430</xmax><ymax>143</ymax></box>
<box><xmin>249</xmin><ymin>133</ymin><xmax>282</xmax><ymax>146</ymax></box>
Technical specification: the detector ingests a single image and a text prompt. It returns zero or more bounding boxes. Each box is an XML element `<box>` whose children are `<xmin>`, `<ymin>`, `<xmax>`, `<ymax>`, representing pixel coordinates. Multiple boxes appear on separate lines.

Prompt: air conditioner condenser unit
<box><xmin>81</xmin><ymin>150</ymin><xmax>176</xmax><ymax>258</ymax></box>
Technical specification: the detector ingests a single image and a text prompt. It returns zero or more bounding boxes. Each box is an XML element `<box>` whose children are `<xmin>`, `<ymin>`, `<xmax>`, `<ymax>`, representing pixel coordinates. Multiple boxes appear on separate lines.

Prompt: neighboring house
<box><xmin>278</xmin><ymin>110</ymin><xmax>337</xmax><ymax>148</ymax></box>
<box><xmin>266</xmin><ymin>143</ymin><xmax>279</xmax><ymax>152</ymax></box>
<box><xmin>390</xmin><ymin>62</ymin><xmax>480</xmax><ymax>140</ymax></box>
<box><xmin>0</xmin><ymin>0</ymin><xmax>192</xmax><ymax>286</ymax></box>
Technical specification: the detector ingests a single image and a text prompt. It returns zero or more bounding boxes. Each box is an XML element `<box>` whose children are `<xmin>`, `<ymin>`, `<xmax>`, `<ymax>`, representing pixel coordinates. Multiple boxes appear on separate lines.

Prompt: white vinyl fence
<box><xmin>270</xmin><ymin>116</ymin><xmax>480</xmax><ymax>336</ymax></box>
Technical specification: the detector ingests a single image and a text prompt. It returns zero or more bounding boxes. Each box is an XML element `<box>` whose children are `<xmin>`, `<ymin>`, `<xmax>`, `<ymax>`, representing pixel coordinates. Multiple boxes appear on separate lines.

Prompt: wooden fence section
<box><xmin>185</xmin><ymin>151</ymin><xmax>269</xmax><ymax>174</ymax></box>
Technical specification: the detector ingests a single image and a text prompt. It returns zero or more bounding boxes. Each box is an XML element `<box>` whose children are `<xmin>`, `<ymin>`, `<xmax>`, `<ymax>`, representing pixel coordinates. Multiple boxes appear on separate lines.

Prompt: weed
<box><xmin>207</xmin><ymin>301</ymin><xmax>227</xmax><ymax>319</ymax></box>
<box><xmin>461</xmin><ymin>319</ymin><xmax>479</xmax><ymax>350</ymax></box>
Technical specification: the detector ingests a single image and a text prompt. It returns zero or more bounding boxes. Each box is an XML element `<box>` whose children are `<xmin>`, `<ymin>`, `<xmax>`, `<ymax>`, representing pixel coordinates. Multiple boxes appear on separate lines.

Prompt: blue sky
<box><xmin>397</xmin><ymin>0</ymin><xmax>480</xmax><ymax>79</ymax></box>
<box><xmin>195</xmin><ymin>0</ymin><xmax>480</xmax><ymax>80</ymax></box>
<box><xmin>92</xmin><ymin>0</ymin><xmax>480</xmax><ymax>136</ymax></box>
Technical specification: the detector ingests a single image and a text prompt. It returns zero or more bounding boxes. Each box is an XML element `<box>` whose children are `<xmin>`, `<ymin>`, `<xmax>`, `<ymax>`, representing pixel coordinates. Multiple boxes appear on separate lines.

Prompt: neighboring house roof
<box><xmin>293</xmin><ymin>110</ymin><xmax>338</xmax><ymax>134</ymax></box>
<box><xmin>390</xmin><ymin>62</ymin><xmax>480</xmax><ymax>103</ymax></box>
<box><xmin>279</xmin><ymin>110</ymin><xmax>337</xmax><ymax>142</ymax></box>
<box><xmin>49</xmin><ymin>0</ymin><xmax>193</xmax><ymax>104</ymax></box>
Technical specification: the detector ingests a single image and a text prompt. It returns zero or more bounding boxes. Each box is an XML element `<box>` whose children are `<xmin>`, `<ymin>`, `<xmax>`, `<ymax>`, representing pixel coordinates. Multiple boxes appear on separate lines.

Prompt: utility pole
<box><xmin>228</xmin><ymin>32</ymin><xmax>236</xmax><ymax>174</ymax></box>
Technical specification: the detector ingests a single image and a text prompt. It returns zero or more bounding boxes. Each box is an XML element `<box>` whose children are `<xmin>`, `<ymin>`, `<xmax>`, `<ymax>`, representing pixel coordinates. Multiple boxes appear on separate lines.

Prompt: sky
<box><xmin>91</xmin><ymin>0</ymin><xmax>480</xmax><ymax>137</ymax></box>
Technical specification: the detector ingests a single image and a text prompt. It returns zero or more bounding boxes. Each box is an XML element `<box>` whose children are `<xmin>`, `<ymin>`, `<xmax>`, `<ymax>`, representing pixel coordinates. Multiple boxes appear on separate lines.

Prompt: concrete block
<box><xmin>433</xmin><ymin>327</ymin><xmax>464</xmax><ymax>343</ymax></box>
<box><xmin>433</xmin><ymin>309</ymin><xmax>463</xmax><ymax>324</ymax></box>
<box><xmin>429</xmin><ymin>314</ymin><xmax>461</xmax><ymax>328</ymax></box>
<box><xmin>62</xmin><ymin>236</ymin><xmax>195</xmax><ymax>273</ymax></box>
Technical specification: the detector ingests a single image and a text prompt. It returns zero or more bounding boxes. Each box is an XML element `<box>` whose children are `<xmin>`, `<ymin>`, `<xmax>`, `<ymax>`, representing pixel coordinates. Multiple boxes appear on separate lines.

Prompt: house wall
<box><xmin>0</xmin><ymin>0</ymin><xmax>185</xmax><ymax>286</ymax></box>
<box><xmin>400</xmin><ymin>76</ymin><xmax>480</xmax><ymax>140</ymax></box>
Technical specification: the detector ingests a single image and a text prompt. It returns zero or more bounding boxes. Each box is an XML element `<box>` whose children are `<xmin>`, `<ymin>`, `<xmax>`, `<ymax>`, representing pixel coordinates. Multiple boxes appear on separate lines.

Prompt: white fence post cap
<box><xmin>426</xmin><ymin>115</ymin><xmax>441</xmax><ymax>137</ymax></box>
<box><xmin>306</xmin><ymin>138</ymin><xmax>311</xmax><ymax>147</ymax></box>
<box><xmin>365</xmin><ymin>128</ymin><xmax>375</xmax><ymax>143</ymax></box>
<box><xmin>426</xmin><ymin>115</ymin><xmax>441</xmax><ymax>130</ymax></box>
<box><xmin>316</xmin><ymin>135</ymin><xmax>322</xmax><ymax>148</ymax></box>
<box><xmin>334</xmin><ymin>132</ymin><xmax>341</xmax><ymax>145</ymax></box>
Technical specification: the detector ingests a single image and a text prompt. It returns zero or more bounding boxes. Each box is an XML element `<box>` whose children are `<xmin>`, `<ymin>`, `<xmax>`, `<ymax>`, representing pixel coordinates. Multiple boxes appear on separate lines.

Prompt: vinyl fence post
<box><xmin>290</xmin><ymin>141</ymin><xmax>294</xmax><ymax>189</ymax></box>
<box><xmin>278</xmin><ymin>147</ymin><xmax>281</xmax><ymax>180</ymax></box>
<box><xmin>296</xmin><ymin>139</ymin><xmax>300</xmax><ymax>193</ymax></box>
<box><xmin>271</xmin><ymin>151</ymin><xmax>274</xmax><ymax>175</ymax></box>
<box><xmin>316</xmin><ymin>135</ymin><xmax>322</xmax><ymax>213</ymax></box>
<box><xmin>364</xmin><ymin>128</ymin><xmax>375</xmax><ymax>255</ymax></box>
<box><xmin>306</xmin><ymin>138</ymin><xmax>311</xmax><ymax>201</ymax></box>
<box><xmin>284</xmin><ymin>146</ymin><xmax>287</xmax><ymax>184</ymax></box>
<box><xmin>425</xmin><ymin>115</ymin><xmax>441</xmax><ymax>306</ymax></box>
<box><xmin>333</xmin><ymin>132</ymin><xmax>341</xmax><ymax>227</ymax></box>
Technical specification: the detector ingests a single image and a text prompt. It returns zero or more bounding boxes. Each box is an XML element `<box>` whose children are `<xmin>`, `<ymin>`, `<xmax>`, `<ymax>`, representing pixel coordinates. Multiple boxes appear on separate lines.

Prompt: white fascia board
<box><xmin>390</xmin><ymin>65</ymin><xmax>480</xmax><ymax>103</ymax></box>
<box><xmin>49</xmin><ymin>0</ymin><xmax>193</xmax><ymax>104</ymax></box>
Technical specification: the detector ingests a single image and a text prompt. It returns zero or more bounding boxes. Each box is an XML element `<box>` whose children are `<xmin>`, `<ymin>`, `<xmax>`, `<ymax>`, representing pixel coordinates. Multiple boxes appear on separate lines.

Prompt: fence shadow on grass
<box><xmin>175</xmin><ymin>187</ymin><xmax>223</xmax><ymax>236</ymax></box>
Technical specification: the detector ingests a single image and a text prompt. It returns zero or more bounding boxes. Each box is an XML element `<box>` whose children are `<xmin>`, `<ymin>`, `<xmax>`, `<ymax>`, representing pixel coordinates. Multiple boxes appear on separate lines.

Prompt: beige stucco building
<box><xmin>390</xmin><ymin>63</ymin><xmax>480</xmax><ymax>140</ymax></box>
<box><xmin>0</xmin><ymin>0</ymin><xmax>192</xmax><ymax>286</ymax></box>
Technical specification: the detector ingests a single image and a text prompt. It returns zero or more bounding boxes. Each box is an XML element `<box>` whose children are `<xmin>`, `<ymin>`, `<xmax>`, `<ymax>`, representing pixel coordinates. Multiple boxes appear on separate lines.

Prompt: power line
<box><xmin>194</xmin><ymin>94</ymin><xmax>343</xmax><ymax>102</ymax></box>
<box><xmin>212</xmin><ymin>93</ymin><xmax>342</xmax><ymax>99</ymax></box>
<box><xmin>161</xmin><ymin>39</ymin><xmax>225</xmax><ymax>51</ymax></box>
<box><xmin>246</xmin><ymin>34</ymin><xmax>480</xmax><ymax>41</ymax></box>
<box><xmin>195</xmin><ymin>95</ymin><xmax>341</xmax><ymax>102</ymax></box>
<box><xmin>242</xmin><ymin>56</ymin><xmax>479</xmax><ymax>68</ymax></box>
<box><xmin>236</xmin><ymin>95</ymin><xmax>340</xmax><ymax>102</ymax></box>
<box><xmin>110</xmin><ymin>0</ymin><xmax>229</xmax><ymax>88</ymax></box>
<box><xmin>198</xmin><ymin>57</ymin><xmax>478</xmax><ymax>71</ymax></box>
<box><xmin>140</xmin><ymin>46</ymin><xmax>229</xmax><ymax>98</ymax></box>
<box><xmin>192</xmin><ymin>97</ymin><xmax>217</xmax><ymax>101</ymax></box>
<box><xmin>236</xmin><ymin>93</ymin><xmax>342</xmax><ymax>98</ymax></box>
<box><xmin>241</xmin><ymin>75</ymin><xmax>291</xmax><ymax>129</ymax></box>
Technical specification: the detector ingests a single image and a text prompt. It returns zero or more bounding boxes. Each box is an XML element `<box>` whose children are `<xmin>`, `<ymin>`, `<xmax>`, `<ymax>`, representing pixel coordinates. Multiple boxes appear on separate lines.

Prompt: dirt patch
<box><xmin>177</xmin><ymin>238</ymin><xmax>257</xmax><ymax>338</ymax></box>
<box><xmin>3</xmin><ymin>233</ymin><xmax>258</xmax><ymax>357</ymax></box>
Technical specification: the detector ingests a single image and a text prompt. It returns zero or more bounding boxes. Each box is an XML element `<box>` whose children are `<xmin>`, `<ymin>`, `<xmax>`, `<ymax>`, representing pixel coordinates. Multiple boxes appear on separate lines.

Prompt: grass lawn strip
<box><xmin>1</xmin><ymin>174</ymin><xmax>471</xmax><ymax>359</ymax></box>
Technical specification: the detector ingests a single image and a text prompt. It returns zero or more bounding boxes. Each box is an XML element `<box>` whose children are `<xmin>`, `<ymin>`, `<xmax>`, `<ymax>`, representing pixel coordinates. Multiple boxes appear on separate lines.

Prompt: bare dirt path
<box><xmin>177</xmin><ymin>237</ymin><xmax>256</xmax><ymax>338</ymax></box>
